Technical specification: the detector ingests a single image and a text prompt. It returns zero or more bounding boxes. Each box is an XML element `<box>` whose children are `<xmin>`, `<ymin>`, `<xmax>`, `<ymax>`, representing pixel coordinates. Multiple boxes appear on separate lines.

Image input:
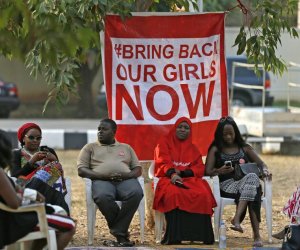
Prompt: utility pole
<box><xmin>298</xmin><ymin>0</ymin><xmax>300</xmax><ymax>29</ymax></box>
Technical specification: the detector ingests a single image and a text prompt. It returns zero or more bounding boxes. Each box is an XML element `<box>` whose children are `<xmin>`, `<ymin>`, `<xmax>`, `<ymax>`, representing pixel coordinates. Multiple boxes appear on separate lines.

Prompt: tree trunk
<box><xmin>77</xmin><ymin>51</ymin><xmax>99</xmax><ymax>118</ymax></box>
<box><xmin>135</xmin><ymin>0</ymin><xmax>156</xmax><ymax>231</ymax></box>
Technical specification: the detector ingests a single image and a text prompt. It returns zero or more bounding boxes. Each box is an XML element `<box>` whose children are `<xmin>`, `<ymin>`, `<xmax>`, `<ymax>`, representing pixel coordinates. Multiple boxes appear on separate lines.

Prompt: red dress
<box><xmin>153</xmin><ymin>118</ymin><xmax>216</xmax><ymax>215</ymax></box>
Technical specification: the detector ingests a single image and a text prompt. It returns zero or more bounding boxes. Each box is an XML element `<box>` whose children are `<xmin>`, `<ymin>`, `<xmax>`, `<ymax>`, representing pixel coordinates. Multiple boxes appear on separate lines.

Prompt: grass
<box><xmin>58</xmin><ymin>150</ymin><xmax>299</xmax><ymax>249</ymax></box>
<box><xmin>273</xmin><ymin>100</ymin><xmax>300</xmax><ymax>108</ymax></box>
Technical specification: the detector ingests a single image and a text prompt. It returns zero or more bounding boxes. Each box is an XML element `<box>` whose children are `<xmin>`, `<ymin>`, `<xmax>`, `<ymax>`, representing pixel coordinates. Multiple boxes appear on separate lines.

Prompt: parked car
<box><xmin>226</xmin><ymin>55</ymin><xmax>274</xmax><ymax>106</ymax></box>
<box><xmin>0</xmin><ymin>79</ymin><xmax>20</xmax><ymax>118</ymax></box>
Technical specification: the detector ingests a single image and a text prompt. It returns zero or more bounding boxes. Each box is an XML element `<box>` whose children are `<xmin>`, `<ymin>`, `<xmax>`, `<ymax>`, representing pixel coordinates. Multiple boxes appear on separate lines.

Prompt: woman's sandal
<box><xmin>230</xmin><ymin>219</ymin><xmax>244</xmax><ymax>233</ymax></box>
<box><xmin>230</xmin><ymin>225</ymin><xmax>244</xmax><ymax>233</ymax></box>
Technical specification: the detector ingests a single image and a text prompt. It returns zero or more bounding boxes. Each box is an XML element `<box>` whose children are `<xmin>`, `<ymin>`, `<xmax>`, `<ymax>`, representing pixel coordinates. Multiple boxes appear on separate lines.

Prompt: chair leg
<box><xmin>264</xmin><ymin>199</ymin><xmax>273</xmax><ymax>243</ymax></box>
<box><xmin>264</xmin><ymin>180</ymin><xmax>273</xmax><ymax>243</ymax></box>
<box><xmin>87</xmin><ymin>203</ymin><xmax>97</xmax><ymax>245</ymax></box>
<box><xmin>214</xmin><ymin>204</ymin><xmax>221</xmax><ymax>242</ymax></box>
<box><xmin>48</xmin><ymin>229</ymin><xmax>58</xmax><ymax>250</ymax></box>
<box><xmin>218</xmin><ymin>200</ymin><xmax>225</xmax><ymax>237</ymax></box>
<box><xmin>154</xmin><ymin>211</ymin><xmax>164</xmax><ymax>244</ymax></box>
<box><xmin>138</xmin><ymin>197</ymin><xmax>145</xmax><ymax>243</ymax></box>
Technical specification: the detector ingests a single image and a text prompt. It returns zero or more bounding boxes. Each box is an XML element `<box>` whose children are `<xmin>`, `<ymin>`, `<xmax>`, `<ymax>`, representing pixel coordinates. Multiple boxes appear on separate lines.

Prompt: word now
<box><xmin>115</xmin><ymin>81</ymin><xmax>215</xmax><ymax>121</ymax></box>
<box><xmin>114</xmin><ymin>41</ymin><xmax>218</xmax><ymax>59</ymax></box>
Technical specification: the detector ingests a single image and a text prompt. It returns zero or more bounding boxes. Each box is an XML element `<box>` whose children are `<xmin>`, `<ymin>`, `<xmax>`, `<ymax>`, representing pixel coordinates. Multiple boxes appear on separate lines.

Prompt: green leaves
<box><xmin>232</xmin><ymin>0</ymin><xmax>299</xmax><ymax>76</ymax></box>
<box><xmin>0</xmin><ymin>0</ymin><xmax>299</xmax><ymax>111</ymax></box>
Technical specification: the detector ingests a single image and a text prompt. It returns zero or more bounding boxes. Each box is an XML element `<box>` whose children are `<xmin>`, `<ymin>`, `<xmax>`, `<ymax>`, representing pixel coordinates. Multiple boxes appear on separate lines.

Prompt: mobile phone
<box><xmin>40</xmin><ymin>146</ymin><xmax>49</xmax><ymax>152</ymax></box>
<box><xmin>224</xmin><ymin>161</ymin><xmax>232</xmax><ymax>167</ymax></box>
<box><xmin>174</xmin><ymin>180</ymin><xmax>189</xmax><ymax>189</ymax></box>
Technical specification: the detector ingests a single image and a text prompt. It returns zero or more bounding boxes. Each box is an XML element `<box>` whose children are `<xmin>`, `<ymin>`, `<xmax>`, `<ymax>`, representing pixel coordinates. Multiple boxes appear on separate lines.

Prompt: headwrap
<box><xmin>162</xmin><ymin>117</ymin><xmax>194</xmax><ymax>162</ymax></box>
<box><xmin>154</xmin><ymin>117</ymin><xmax>204</xmax><ymax>177</ymax></box>
<box><xmin>17</xmin><ymin>123</ymin><xmax>42</xmax><ymax>143</ymax></box>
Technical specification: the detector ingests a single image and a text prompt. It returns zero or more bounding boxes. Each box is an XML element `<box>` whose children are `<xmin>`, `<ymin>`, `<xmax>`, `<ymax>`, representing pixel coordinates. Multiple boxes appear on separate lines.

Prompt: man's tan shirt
<box><xmin>77</xmin><ymin>140</ymin><xmax>140</xmax><ymax>176</ymax></box>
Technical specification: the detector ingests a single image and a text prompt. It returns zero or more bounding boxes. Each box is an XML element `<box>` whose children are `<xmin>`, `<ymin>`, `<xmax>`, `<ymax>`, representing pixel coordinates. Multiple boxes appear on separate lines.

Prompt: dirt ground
<box><xmin>58</xmin><ymin>150</ymin><xmax>300</xmax><ymax>249</ymax></box>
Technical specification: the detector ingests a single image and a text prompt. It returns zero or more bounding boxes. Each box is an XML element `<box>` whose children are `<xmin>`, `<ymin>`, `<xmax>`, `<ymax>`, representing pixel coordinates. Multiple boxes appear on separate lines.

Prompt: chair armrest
<box><xmin>83</xmin><ymin>178</ymin><xmax>93</xmax><ymax>204</ymax></box>
<box><xmin>202</xmin><ymin>176</ymin><xmax>221</xmax><ymax>202</ymax></box>
<box><xmin>0</xmin><ymin>202</ymin><xmax>48</xmax><ymax>233</ymax></box>
<box><xmin>0</xmin><ymin>202</ymin><xmax>45</xmax><ymax>213</ymax></box>
<box><xmin>202</xmin><ymin>176</ymin><xmax>210</xmax><ymax>181</ymax></box>
<box><xmin>147</xmin><ymin>161</ymin><xmax>155</xmax><ymax>179</ymax></box>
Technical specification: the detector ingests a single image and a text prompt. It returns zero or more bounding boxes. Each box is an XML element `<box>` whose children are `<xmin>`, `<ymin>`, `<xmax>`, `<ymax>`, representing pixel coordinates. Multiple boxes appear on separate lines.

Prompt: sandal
<box><xmin>230</xmin><ymin>225</ymin><xmax>244</xmax><ymax>233</ymax></box>
<box><xmin>230</xmin><ymin>219</ymin><xmax>244</xmax><ymax>233</ymax></box>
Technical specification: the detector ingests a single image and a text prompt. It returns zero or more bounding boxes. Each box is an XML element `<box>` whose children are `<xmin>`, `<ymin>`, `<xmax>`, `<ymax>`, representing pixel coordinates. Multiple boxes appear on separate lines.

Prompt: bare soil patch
<box><xmin>59</xmin><ymin>150</ymin><xmax>300</xmax><ymax>249</ymax></box>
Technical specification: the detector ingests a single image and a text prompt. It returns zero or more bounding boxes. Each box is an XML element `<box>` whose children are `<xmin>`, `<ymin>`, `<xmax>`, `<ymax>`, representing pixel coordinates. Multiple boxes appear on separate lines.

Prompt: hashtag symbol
<box><xmin>114</xmin><ymin>44</ymin><xmax>122</xmax><ymax>58</ymax></box>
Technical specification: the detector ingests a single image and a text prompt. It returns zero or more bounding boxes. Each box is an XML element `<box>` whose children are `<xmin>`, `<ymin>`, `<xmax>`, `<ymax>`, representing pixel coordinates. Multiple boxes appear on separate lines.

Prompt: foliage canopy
<box><xmin>0</xmin><ymin>0</ymin><xmax>298</xmax><ymax>107</ymax></box>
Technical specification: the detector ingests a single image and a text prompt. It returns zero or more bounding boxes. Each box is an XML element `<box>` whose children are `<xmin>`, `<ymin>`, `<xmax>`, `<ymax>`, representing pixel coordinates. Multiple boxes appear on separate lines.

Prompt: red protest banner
<box><xmin>102</xmin><ymin>13</ymin><xmax>228</xmax><ymax>160</ymax></box>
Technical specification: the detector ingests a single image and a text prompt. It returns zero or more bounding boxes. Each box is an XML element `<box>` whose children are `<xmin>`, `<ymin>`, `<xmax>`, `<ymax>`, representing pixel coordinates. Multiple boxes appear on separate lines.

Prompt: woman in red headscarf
<box><xmin>10</xmin><ymin>123</ymin><xmax>69</xmax><ymax>214</ymax></box>
<box><xmin>153</xmin><ymin>117</ymin><xmax>216</xmax><ymax>245</ymax></box>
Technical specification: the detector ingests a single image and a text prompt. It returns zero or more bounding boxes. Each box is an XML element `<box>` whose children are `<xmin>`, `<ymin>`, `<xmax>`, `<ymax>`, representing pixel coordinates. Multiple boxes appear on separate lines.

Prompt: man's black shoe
<box><xmin>116</xmin><ymin>235</ymin><xmax>135</xmax><ymax>247</ymax></box>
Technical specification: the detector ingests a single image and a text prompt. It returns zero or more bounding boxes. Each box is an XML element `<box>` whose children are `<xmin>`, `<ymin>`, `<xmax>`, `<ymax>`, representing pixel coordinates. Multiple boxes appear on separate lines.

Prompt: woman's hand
<box><xmin>217</xmin><ymin>164</ymin><xmax>234</xmax><ymax>175</ymax></box>
<box><xmin>170</xmin><ymin>173</ymin><xmax>182</xmax><ymax>184</ymax></box>
<box><xmin>44</xmin><ymin>151</ymin><xmax>57</xmax><ymax>162</ymax></box>
<box><xmin>262</xmin><ymin>168</ymin><xmax>272</xmax><ymax>180</ymax></box>
<box><xmin>29</xmin><ymin>151</ymin><xmax>47</xmax><ymax>164</ymax></box>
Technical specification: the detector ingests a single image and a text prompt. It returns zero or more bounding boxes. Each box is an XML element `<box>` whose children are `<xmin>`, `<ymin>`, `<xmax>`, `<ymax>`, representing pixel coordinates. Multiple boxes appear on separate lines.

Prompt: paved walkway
<box><xmin>65</xmin><ymin>247</ymin><xmax>280</xmax><ymax>250</ymax></box>
<box><xmin>2</xmin><ymin>119</ymin><xmax>300</xmax><ymax>155</ymax></box>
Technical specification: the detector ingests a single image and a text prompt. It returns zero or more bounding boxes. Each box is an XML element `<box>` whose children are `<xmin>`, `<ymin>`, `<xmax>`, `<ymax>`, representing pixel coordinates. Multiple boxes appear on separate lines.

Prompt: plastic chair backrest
<box><xmin>0</xmin><ymin>202</ymin><xmax>57</xmax><ymax>250</ymax></box>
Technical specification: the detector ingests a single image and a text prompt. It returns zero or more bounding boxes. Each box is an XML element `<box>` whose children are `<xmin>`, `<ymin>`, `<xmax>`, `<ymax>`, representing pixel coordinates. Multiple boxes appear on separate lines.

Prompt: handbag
<box><xmin>234</xmin><ymin>163</ymin><xmax>262</xmax><ymax>181</ymax></box>
<box><xmin>282</xmin><ymin>225</ymin><xmax>300</xmax><ymax>250</ymax></box>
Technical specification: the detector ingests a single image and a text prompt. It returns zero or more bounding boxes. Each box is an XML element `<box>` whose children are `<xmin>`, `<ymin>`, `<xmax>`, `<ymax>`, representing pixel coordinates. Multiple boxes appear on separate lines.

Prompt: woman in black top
<box><xmin>205</xmin><ymin>116</ymin><xmax>271</xmax><ymax>247</ymax></box>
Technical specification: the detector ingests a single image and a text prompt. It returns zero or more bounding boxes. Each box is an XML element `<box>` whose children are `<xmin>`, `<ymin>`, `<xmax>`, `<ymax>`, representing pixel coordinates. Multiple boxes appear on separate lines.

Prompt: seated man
<box><xmin>77</xmin><ymin>118</ymin><xmax>143</xmax><ymax>247</ymax></box>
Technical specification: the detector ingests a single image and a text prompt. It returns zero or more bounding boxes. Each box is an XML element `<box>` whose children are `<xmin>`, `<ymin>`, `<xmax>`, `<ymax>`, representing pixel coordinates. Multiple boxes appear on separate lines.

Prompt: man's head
<box><xmin>97</xmin><ymin>118</ymin><xmax>117</xmax><ymax>144</ymax></box>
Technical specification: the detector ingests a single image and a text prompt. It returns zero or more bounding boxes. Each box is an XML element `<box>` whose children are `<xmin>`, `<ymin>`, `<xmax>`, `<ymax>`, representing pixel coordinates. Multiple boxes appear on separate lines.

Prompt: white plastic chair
<box><xmin>148</xmin><ymin>161</ymin><xmax>221</xmax><ymax>243</ymax></box>
<box><xmin>84</xmin><ymin>176</ymin><xmax>145</xmax><ymax>245</ymax></box>
<box><xmin>216</xmin><ymin>176</ymin><xmax>273</xmax><ymax>243</ymax></box>
<box><xmin>64</xmin><ymin>177</ymin><xmax>72</xmax><ymax>214</ymax></box>
<box><xmin>0</xmin><ymin>202</ymin><xmax>57</xmax><ymax>250</ymax></box>
<box><xmin>8</xmin><ymin>174</ymin><xmax>72</xmax><ymax>214</ymax></box>
<box><xmin>2</xmin><ymin>176</ymin><xmax>71</xmax><ymax>250</ymax></box>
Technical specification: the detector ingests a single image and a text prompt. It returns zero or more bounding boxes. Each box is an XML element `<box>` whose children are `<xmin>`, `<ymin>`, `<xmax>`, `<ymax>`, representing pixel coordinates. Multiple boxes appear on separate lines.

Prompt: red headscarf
<box><xmin>154</xmin><ymin>117</ymin><xmax>203</xmax><ymax>177</ymax></box>
<box><xmin>17</xmin><ymin>123</ymin><xmax>42</xmax><ymax>143</ymax></box>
